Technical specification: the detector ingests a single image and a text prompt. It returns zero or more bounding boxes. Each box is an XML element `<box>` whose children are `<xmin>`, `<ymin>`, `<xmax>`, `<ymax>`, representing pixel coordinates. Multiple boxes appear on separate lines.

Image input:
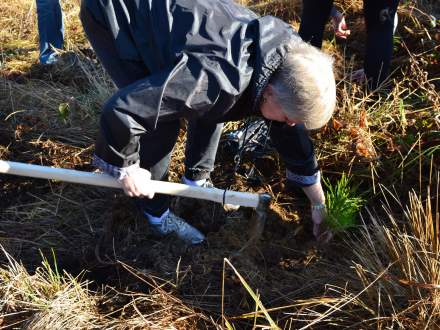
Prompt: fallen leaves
<box><xmin>358</xmin><ymin>110</ymin><xmax>368</xmax><ymax>128</ymax></box>
<box><xmin>328</xmin><ymin>112</ymin><xmax>377</xmax><ymax>160</ymax></box>
<box><xmin>332</xmin><ymin>118</ymin><xmax>344</xmax><ymax>131</ymax></box>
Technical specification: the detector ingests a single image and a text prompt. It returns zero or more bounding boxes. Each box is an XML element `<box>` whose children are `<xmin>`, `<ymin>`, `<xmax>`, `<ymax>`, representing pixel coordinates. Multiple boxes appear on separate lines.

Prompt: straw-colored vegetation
<box><xmin>1</xmin><ymin>0</ymin><xmax>439</xmax><ymax>328</ymax></box>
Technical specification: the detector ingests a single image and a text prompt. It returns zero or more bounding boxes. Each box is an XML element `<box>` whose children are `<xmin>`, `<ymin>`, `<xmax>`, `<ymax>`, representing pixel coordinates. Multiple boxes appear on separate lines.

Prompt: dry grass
<box><xmin>221</xmin><ymin>181</ymin><xmax>439</xmax><ymax>329</ymax></box>
<box><xmin>0</xmin><ymin>248</ymin><xmax>212</xmax><ymax>329</ymax></box>
<box><xmin>286</xmin><ymin>185</ymin><xmax>440</xmax><ymax>329</ymax></box>
<box><xmin>0</xmin><ymin>0</ymin><xmax>439</xmax><ymax>329</ymax></box>
<box><xmin>0</xmin><ymin>248</ymin><xmax>100</xmax><ymax>329</ymax></box>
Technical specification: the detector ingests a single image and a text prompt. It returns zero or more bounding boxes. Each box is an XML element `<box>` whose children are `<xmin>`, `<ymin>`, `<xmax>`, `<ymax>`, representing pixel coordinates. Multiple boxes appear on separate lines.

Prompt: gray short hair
<box><xmin>270</xmin><ymin>40</ymin><xmax>336</xmax><ymax>130</ymax></box>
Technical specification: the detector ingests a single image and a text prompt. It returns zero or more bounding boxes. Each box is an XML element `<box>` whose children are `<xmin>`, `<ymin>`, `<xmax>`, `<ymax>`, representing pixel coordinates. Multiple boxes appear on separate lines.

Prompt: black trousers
<box><xmin>299</xmin><ymin>0</ymin><xmax>400</xmax><ymax>88</ymax></box>
<box><xmin>81</xmin><ymin>8</ymin><xmax>223</xmax><ymax>216</ymax></box>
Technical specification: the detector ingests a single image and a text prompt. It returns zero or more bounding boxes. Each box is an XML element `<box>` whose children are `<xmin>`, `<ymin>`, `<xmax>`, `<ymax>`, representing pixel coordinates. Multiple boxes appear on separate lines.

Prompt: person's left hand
<box><xmin>311</xmin><ymin>205</ymin><xmax>326</xmax><ymax>238</ymax></box>
<box><xmin>302</xmin><ymin>181</ymin><xmax>333</xmax><ymax>242</ymax></box>
<box><xmin>311</xmin><ymin>205</ymin><xmax>333</xmax><ymax>242</ymax></box>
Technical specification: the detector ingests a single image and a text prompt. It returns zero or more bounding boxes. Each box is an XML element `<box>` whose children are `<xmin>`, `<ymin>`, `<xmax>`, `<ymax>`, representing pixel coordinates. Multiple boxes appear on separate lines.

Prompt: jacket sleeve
<box><xmin>95</xmin><ymin>53</ymin><xmax>248</xmax><ymax>167</ymax></box>
<box><xmin>268</xmin><ymin>122</ymin><xmax>320</xmax><ymax>187</ymax></box>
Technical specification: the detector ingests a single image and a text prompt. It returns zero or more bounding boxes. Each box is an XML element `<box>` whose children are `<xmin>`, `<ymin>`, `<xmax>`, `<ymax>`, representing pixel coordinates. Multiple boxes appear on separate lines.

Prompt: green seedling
<box><xmin>323</xmin><ymin>173</ymin><xmax>363</xmax><ymax>233</ymax></box>
<box><xmin>58</xmin><ymin>102</ymin><xmax>70</xmax><ymax>123</ymax></box>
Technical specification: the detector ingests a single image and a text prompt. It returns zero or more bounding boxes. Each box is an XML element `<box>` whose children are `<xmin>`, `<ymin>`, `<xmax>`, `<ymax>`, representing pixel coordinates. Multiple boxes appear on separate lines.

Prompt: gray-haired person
<box><xmin>80</xmin><ymin>0</ymin><xmax>336</xmax><ymax>245</ymax></box>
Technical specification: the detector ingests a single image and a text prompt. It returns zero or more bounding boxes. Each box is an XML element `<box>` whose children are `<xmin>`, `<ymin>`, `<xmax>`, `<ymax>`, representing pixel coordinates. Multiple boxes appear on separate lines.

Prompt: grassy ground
<box><xmin>0</xmin><ymin>0</ymin><xmax>439</xmax><ymax>328</ymax></box>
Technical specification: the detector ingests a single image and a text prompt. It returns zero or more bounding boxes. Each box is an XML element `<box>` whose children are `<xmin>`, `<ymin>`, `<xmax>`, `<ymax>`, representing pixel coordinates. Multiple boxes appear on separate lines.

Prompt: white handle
<box><xmin>0</xmin><ymin>160</ymin><xmax>260</xmax><ymax>208</ymax></box>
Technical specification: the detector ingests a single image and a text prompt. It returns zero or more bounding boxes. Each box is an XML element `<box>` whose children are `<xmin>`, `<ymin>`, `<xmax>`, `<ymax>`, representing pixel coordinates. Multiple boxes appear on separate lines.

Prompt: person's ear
<box><xmin>265</xmin><ymin>84</ymin><xmax>274</xmax><ymax>97</ymax></box>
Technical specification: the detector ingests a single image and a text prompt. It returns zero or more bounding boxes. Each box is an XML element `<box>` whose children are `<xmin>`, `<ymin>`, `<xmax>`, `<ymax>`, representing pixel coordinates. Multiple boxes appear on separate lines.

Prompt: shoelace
<box><xmin>164</xmin><ymin>214</ymin><xmax>182</xmax><ymax>231</ymax></box>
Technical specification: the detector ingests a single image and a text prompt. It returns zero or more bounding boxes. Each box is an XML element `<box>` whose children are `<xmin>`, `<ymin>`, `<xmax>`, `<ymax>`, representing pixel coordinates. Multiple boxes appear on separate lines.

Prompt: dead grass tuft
<box><xmin>0</xmin><ymin>247</ymin><xmax>213</xmax><ymax>329</ymax></box>
<box><xmin>0</xmin><ymin>247</ymin><xmax>101</xmax><ymax>329</ymax></box>
<box><xmin>279</xmin><ymin>183</ymin><xmax>440</xmax><ymax>329</ymax></box>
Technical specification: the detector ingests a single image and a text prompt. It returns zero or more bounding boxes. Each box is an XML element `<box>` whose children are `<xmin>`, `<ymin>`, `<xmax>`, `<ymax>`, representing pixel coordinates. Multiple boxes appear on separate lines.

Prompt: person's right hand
<box><xmin>332</xmin><ymin>14</ymin><xmax>351</xmax><ymax>40</ymax></box>
<box><xmin>118</xmin><ymin>165</ymin><xmax>155</xmax><ymax>198</ymax></box>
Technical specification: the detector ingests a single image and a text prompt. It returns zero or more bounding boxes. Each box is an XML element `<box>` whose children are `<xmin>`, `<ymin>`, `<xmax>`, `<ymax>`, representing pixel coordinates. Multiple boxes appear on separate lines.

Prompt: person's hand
<box><xmin>118</xmin><ymin>164</ymin><xmax>155</xmax><ymax>198</ymax></box>
<box><xmin>332</xmin><ymin>13</ymin><xmax>351</xmax><ymax>40</ymax></box>
<box><xmin>302</xmin><ymin>181</ymin><xmax>333</xmax><ymax>242</ymax></box>
<box><xmin>311</xmin><ymin>203</ymin><xmax>326</xmax><ymax>238</ymax></box>
<box><xmin>311</xmin><ymin>204</ymin><xmax>333</xmax><ymax>242</ymax></box>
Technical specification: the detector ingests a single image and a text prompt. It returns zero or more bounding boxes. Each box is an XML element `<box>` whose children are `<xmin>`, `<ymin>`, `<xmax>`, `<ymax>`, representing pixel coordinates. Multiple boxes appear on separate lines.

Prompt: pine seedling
<box><xmin>323</xmin><ymin>173</ymin><xmax>363</xmax><ymax>233</ymax></box>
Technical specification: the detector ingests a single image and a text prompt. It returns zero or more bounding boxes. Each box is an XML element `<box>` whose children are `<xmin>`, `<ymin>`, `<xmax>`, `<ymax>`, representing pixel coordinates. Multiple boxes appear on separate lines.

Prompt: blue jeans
<box><xmin>36</xmin><ymin>0</ymin><xmax>64</xmax><ymax>64</ymax></box>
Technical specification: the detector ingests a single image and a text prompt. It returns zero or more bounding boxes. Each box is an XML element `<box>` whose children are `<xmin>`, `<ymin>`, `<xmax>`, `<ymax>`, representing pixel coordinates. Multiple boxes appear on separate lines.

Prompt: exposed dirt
<box><xmin>0</xmin><ymin>111</ymin><xmax>333</xmax><ymax>326</ymax></box>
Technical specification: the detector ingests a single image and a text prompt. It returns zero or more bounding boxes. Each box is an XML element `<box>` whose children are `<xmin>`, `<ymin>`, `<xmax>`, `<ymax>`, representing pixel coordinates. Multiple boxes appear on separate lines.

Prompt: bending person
<box><xmin>80</xmin><ymin>0</ymin><xmax>336</xmax><ymax>244</ymax></box>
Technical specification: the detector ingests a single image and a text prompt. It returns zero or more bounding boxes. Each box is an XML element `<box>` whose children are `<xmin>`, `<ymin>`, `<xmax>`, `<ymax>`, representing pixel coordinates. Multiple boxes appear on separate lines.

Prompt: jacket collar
<box><xmin>248</xmin><ymin>16</ymin><xmax>297</xmax><ymax>114</ymax></box>
<box><xmin>251</xmin><ymin>51</ymin><xmax>284</xmax><ymax>114</ymax></box>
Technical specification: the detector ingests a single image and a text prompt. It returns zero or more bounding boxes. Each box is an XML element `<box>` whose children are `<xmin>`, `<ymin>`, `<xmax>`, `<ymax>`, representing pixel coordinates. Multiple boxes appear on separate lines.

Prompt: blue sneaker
<box><xmin>149</xmin><ymin>211</ymin><xmax>205</xmax><ymax>245</ymax></box>
<box><xmin>40</xmin><ymin>52</ymin><xmax>59</xmax><ymax>65</ymax></box>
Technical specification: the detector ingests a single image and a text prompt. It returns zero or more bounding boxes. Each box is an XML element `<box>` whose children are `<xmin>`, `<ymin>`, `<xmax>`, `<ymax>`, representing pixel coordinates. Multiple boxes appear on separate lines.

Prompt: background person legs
<box><xmin>298</xmin><ymin>0</ymin><xmax>400</xmax><ymax>89</ymax></box>
<box><xmin>36</xmin><ymin>0</ymin><xmax>64</xmax><ymax>64</ymax></box>
<box><xmin>298</xmin><ymin>0</ymin><xmax>334</xmax><ymax>49</ymax></box>
<box><xmin>363</xmin><ymin>0</ymin><xmax>400</xmax><ymax>88</ymax></box>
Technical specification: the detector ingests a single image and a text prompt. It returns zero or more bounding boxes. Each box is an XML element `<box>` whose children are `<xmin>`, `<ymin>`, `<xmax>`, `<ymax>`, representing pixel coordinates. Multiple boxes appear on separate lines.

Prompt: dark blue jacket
<box><xmin>82</xmin><ymin>0</ymin><xmax>319</xmax><ymax>182</ymax></box>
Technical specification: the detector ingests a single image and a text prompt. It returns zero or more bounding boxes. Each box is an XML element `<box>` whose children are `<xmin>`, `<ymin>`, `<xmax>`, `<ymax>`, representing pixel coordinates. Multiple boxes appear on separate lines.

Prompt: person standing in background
<box><xmin>36</xmin><ymin>0</ymin><xmax>64</xmax><ymax>64</ymax></box>
<box><xmin>299</xmin><ymin>0</ymin><xmax>400</xmax><ymax>89</ymax></box>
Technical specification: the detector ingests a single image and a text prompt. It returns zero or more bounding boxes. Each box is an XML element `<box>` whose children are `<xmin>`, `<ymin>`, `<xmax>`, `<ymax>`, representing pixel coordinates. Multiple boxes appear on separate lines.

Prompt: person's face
<box><xmin>259</xmin><ymin>85</ymin><xmax>300</xmax><ymax>127</ymax></box>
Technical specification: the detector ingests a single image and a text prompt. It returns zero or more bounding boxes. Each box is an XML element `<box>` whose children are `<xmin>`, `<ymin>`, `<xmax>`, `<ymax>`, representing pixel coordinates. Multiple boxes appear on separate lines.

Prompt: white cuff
<box><xmin>286</xmin><ymin>170</ymin><xmax>321</xmax><ymax>187</ymax></box>
<box><xmin>117</xmin><ymin>163</ymin><xmax>140</xmax><ymax>181</ymax></box>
